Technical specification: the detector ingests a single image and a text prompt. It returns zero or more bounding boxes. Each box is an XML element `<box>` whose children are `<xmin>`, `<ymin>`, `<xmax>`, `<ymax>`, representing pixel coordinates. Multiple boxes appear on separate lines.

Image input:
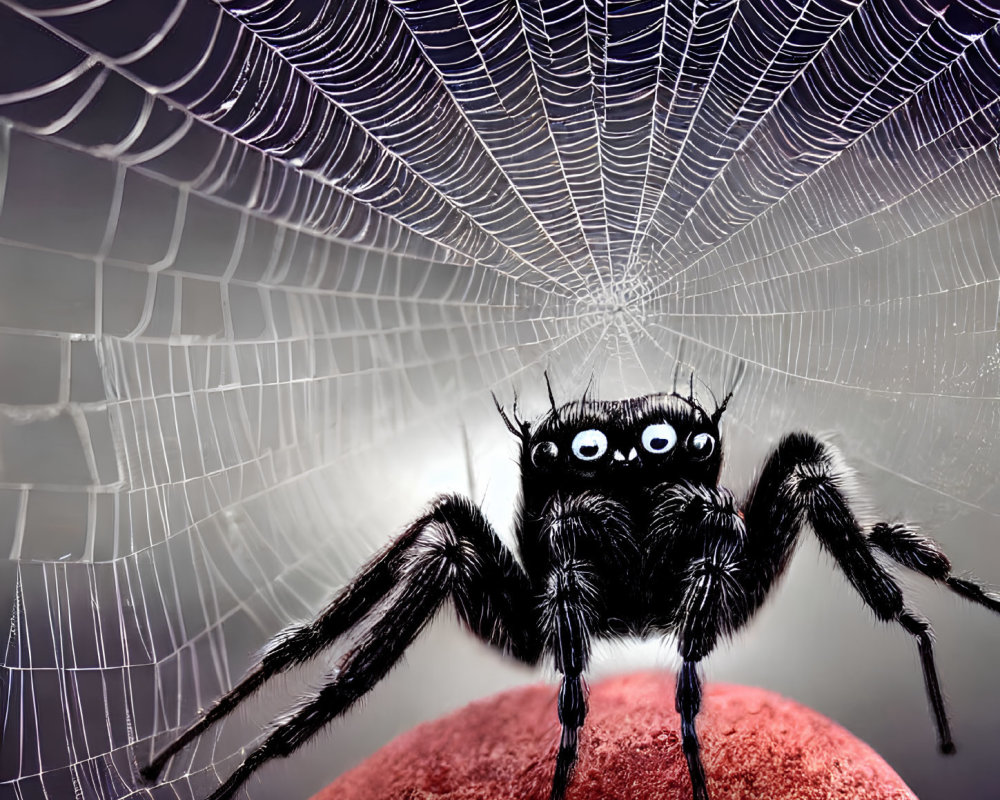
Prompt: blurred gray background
<box><xmin>1</xmin><ymin>1</ymin><xmax>999</xmax><ymax>799</ymax></box>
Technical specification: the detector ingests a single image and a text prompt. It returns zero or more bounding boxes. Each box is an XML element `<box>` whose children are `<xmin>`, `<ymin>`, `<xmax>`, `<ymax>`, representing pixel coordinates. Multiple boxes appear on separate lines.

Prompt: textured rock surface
<box><xmin>312</xmin><ymin>672</ymin><xmax>918</xmax><ymax>800</ymax></box>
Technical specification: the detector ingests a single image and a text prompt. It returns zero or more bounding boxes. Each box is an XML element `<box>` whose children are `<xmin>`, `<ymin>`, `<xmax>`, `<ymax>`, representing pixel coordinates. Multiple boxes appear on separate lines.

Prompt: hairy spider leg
<box><xmin>650</xmin><ymin>482</ymin><xmax>751</xmax><ymax>800</ymax></box>
<box><xmin>866</xmin><ymin>521</ymin><xmax>1000</xmax><ymax>750</ymax></box>
<box><xmin>141</xmin><ymin>511</ymin><xmax>430</xmax><ymax>781</ymax></box>
<box><xmin>545</xmin><ymin>551</ymin><xmax>594</xmax><ymax>800</ymax></box>
<box><xmin>205</xmin><ymin>570</ymin><xmax>446</xmax><ymax>800</ymax></box>
<box><xmin>648</xmin><ymin>432</ymin><xmax>993</xmax><ymax>800</ymax></box>
<box><xmin>675</xmin><ymin>662</ymin><xmax>707</xmax><ymax>800</ymax></box>
<box><xmin>744</xmin><ymin>433</ymin><xmax>957</xmax><ymax>754</ymax></box>
<box><xmin>870</xmin><ymin>522</ymin><xmax>1000</xmax><ymax>615</ymax></box>
<box><xmin>536</xmin><ymin>492</ymin><xmax>634</xmax><ymax>800</ymax></box>
<box><xmin>145</xmin><ymin>495</ymin><xmax>539</xmax><ymax>798</ymax></box>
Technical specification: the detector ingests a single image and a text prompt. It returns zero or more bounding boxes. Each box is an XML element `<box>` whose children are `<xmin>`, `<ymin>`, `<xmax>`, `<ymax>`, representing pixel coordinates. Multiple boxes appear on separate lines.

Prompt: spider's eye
<box><xmin>571</xmin><ymin>429</ymin><xmax>607</xmax><ymax>461</ymax></box>
<box><xmin>531</xmin><ymin>441</ymin><xmax>558</xmax><ymax>467</ymax></box>
<box><xmin>689</xmin><ymin>432</ymin><xmax>715</xmax><ymax>458</ymax></box>
<box><xmin>641</xmin><ymin>422</ymin><xmax>677</xmax><ymax>454</ymax></box>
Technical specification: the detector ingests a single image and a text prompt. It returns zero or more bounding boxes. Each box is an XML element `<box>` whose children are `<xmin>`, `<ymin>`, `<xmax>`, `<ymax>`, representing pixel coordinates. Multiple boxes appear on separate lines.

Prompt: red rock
<box><xmin>312</xmin><ymin>671</ymin><xmax>917</xmax><ymax>800</ymax></box>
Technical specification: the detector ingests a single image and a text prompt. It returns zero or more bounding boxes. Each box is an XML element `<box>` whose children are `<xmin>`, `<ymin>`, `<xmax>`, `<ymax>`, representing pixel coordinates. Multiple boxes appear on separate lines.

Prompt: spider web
<box><xmin>1</xmin><ymin>1</ymin><xmax>999</xmax><ymax>799</ymax></box>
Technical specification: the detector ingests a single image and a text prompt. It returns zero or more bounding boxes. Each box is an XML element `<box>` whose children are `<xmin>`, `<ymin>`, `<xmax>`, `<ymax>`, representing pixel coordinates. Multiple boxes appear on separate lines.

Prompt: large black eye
<box><xmin>689</xmin><ymin>432</ymin><xmax>715</xmax><ymax>459</ymax></box>
<box><xmin>571</xmin><ymin>429</ymin><xmax>607</xmax><ymax>461</ymax></box>
<box><xmin>531</xmin><ymin>441</ymin><xmax>558</xmax><ymax>467</ymax></box>
<box><xmin>641</xmin><ymin>422</ymin><xmax>677</xmax><ymax>454</ymax></box>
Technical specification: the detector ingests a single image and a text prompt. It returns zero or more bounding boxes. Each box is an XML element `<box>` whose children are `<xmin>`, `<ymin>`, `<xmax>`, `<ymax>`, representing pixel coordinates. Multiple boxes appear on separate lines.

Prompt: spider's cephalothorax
<box><xmin>142</xmin><ymin>382</ymin><xmax>1000</xmax><ymax>800</ymax></box>
<box><xmin>521</xmin><ymin>391</ymin><xmax>724</xmax><ymax>498</ymax></box>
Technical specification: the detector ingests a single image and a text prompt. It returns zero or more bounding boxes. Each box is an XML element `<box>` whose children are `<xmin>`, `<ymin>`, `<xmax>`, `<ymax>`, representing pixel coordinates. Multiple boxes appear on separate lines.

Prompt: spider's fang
<box><xmin>612</xmin><ymin>448</ymin><xmax>638</xmax><ymax>462</ymax></box>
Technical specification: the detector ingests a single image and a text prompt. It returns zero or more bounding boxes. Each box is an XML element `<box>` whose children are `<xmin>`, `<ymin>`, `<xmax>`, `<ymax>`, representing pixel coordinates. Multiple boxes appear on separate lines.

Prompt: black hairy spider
<box><xmin>141</xmin><ymin>379</ymin><xmax>1000</xmax><ymax>800</ymax></box>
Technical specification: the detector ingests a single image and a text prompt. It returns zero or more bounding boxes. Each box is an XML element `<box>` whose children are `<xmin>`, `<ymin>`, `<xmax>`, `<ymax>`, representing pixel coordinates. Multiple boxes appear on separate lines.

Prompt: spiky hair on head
<box><xmin>492</xmin><ymin>390</ymin><xmax>530</xmax><ymax>441</ymax></box>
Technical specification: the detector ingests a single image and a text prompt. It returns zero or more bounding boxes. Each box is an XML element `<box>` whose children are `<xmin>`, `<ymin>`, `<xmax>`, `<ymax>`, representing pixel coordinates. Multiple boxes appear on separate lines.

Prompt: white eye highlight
<box><xmin>571</xmin><ymin>429</ymin><xmax>607</xmax><ymax>461</ymax></box>
<box><xmin>641</xmin><ymin>422</ymin><xmax>677</xmax><ymax>454</ymax></box>
<box><xmin>690</xmin><ymin>432</ymin><xmax>715</xmax><ymax>458</ymax></box>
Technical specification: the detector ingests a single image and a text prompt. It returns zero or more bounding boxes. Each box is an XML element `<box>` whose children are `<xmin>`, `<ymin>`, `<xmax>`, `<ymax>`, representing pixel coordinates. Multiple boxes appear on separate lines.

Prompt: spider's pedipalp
<box><xmin>541</xmin><ymin>491</ymin><xmax>635</xmax><ymax>568</ymax></box>
<box><xmin>650</xmin><ymin>428</ymin><xmax>997</xmax><ymax>798</ymax></box>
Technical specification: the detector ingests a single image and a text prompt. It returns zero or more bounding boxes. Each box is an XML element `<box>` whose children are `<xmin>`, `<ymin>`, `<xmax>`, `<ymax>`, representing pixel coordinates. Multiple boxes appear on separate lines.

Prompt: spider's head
<box><xmin>511</xmin><ymin>389</ymin><xmax>726</xmax><ymax>493</ymax></box>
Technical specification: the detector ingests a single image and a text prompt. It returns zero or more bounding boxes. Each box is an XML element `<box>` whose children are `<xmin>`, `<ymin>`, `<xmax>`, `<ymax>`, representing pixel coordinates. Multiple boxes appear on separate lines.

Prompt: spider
<box><xmin>141</xmin><ymin>378</ymin><xmax>1000</xmax><ymax>800</ymax></box>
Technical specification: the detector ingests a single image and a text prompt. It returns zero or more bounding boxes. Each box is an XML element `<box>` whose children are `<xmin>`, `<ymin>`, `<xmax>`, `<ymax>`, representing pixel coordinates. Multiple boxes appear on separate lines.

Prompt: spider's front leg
<box><xmin>538</xmin><ymin>493</ymin><xmax>633</xmax><ymax>800</ymax></box>
<box><xmin>144</xmin><ymin>494</ymin><xmax>540</xmax><ymax>800</ymax></box>
<box><xmin>650</xmin><ymin>484</ymin><xmax>752</xmax><ymax>800</ymax></box>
